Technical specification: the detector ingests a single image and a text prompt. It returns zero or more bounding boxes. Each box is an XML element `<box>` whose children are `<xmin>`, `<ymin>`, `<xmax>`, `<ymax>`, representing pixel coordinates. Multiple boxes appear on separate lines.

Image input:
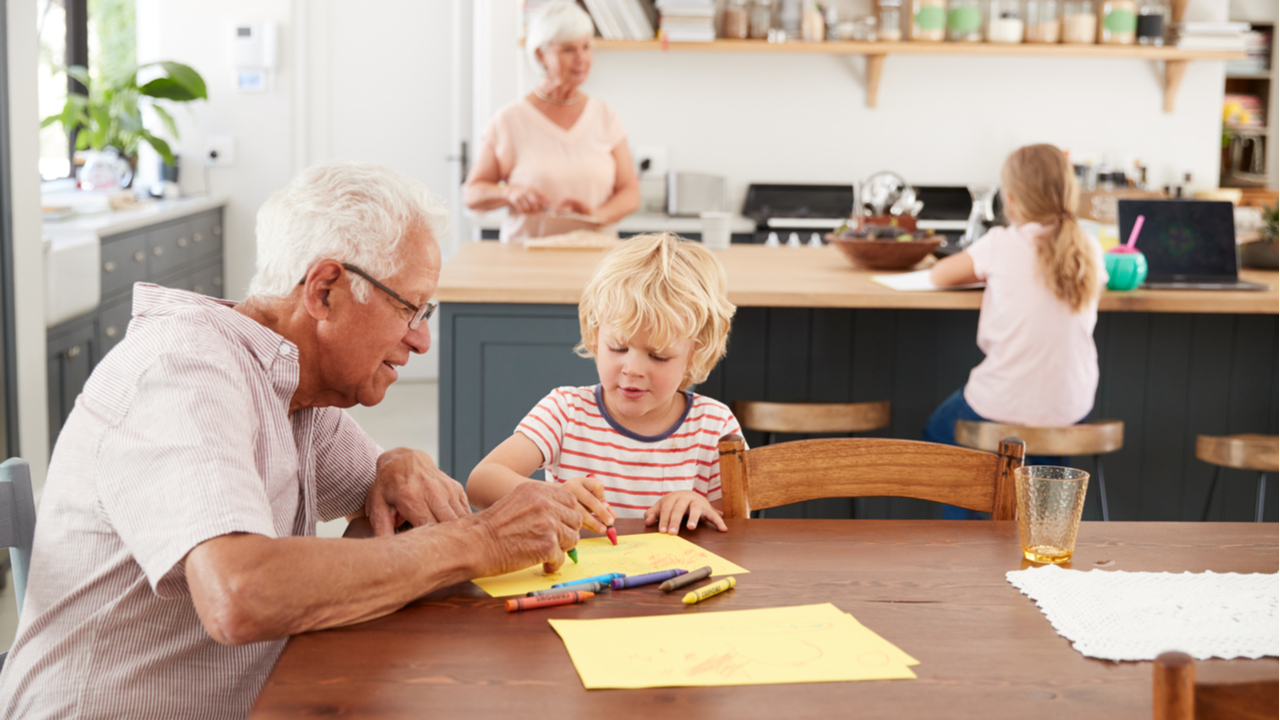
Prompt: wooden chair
<box><xmin>1196</xmin><ymin>434</ymin><xmax>1278</xmax><ymax>523</ymax></box>
<box><xmin>730</xmin><ymin>400</ymin><xmax>891</xmax><ymax>448</ymax></box>
<box><xmin>1153</xmin><ymin>651</ymin><xmax>1279</xmax><ymax>720</ymax></box>
<box><xmin>718</xmin><ymin>434</ymin><xmax>1025</xmax><ymax>520</ymax></box>
<box><xmin>955</xmin><ymin>420</ymin><xmax>1124</xmax><ymax>521</ymax></box>
<box><xmin>0</xmin><ymin>458</ymin><xmax>36</xmax><ymax>672</ymax></box>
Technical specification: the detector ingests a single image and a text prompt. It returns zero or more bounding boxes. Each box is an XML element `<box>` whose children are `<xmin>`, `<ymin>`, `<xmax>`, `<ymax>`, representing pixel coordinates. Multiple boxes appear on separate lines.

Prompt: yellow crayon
<box><xmin>682</xmin><ymin>576</ymin><xmax>736</xmax><ymax>605</ymax></box>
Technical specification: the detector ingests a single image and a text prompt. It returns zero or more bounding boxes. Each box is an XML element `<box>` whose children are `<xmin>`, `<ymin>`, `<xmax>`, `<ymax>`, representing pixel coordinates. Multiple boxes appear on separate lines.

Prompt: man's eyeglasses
<box><xmin>300</xmin><ymin>263</ymin><xmax>437</xmax><ymax>331</ymax></box>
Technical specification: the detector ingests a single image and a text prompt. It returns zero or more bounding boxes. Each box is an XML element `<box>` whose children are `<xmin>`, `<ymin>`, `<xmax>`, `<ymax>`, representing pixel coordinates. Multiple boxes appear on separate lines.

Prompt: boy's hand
<box><xmin>644</xmin><ymin>491</ymin><xmax>728</xmax><ymax>535</ymax></box>
<box><xmin>561</xmin><ymin>476</ymin><xmax>615</xmax><ymax>535</ymax></box>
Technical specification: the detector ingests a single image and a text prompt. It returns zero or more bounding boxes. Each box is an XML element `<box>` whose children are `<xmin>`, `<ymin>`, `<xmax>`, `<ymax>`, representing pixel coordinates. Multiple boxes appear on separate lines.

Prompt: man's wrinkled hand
<box><xmin>366</xmin><ymin>448</ymin><xmax>472</xmax><ymax>536</ymax></box>
<box><xmin>474</xmin><ymin>482</ymin><xmax>582</xmax><ymax>577</ymax></box>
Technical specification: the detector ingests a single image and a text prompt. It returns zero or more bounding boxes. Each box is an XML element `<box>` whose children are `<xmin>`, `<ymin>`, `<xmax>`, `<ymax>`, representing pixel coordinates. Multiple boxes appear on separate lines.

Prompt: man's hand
<box><xmin>473</xmin><ymin>482</ymin><xmax>583</xmax><ymax>576</ymax></box>
<box><xmin>644</xmin><ymin>491</ymin><xmax>728</xmax><ymax>535</ymax></box>
<box><xmin>366</xmin><ymin>448</ymin><xmax>471</xmax><ymax>536</ymax></box>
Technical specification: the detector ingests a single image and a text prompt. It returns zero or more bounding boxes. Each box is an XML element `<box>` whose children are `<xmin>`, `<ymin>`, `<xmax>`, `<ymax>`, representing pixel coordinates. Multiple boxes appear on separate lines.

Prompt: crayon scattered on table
<box><xmin>605</xmin><ymin>527</ymin><xmax>618</xmax><ymax>546</ymax></box>
<box><xmin>528</xmin><ymin>582</ymin><xmax>608</xmax><ymax>597</ymax></box>
<box><xmin>566</xmin><ymin>547</ymin><xmax>578</xmax><ymax>564</ymax></box>
<box><xmin>505</xmin><ymin>591</ymin><xmax>594</xmax><ymax>612</ymax></box>
<box><xmin>659</xmin><ymin>566</ymin><xmax>712</xmax><ymax>593</ymax></box>
<box><xmin>682</xmin><ymin>577</ymin><xmax>736</xmax><ymax>605</ymax></box>
<box><xmin>552</xmin><ymin>573</ymin><xmax>625</xmax><ymax>588</ymax></box>
<box><xmin>611</xmin><ymin>569</ymin><xmax>686</xmax><ymax>590</ymax></box>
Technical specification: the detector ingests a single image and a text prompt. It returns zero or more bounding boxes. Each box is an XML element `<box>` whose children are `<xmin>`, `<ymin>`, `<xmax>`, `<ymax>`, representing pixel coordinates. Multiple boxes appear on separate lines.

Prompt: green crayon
<box><xmin>567</xmin><ymin>547</ymin><xmax>578</xmax><ymax>564</ymax></box>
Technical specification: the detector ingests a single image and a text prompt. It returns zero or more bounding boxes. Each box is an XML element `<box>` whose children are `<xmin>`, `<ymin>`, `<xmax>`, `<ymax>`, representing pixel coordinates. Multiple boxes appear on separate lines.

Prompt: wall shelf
<box><xmin>593</xmin><ymin>39</ymin><xmax>1245</xmax><ymax>111</ymax></box>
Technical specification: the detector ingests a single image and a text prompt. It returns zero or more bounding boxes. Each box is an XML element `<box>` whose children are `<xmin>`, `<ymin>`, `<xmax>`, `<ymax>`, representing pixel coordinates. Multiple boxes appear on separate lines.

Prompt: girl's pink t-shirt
<box><xmin>480</xmin><ymin>97</ymin><xmax>627</xmax><ymax>242</ymax></box>
<box><xmin>963</xmin><ymin>222</ymin><xmax>1109</xmax><ymax>427</ymax></box>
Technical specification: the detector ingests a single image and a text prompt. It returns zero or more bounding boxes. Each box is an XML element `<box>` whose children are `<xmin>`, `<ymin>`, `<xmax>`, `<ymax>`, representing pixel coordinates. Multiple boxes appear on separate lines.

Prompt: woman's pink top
<box><xmin>963</xmin><ymin>222</ymin><xmax>1109</xmax><ymax>427</ymax></box>
<box><xmin>480</xmin><ymin>97</ymin><xmax>627</xmax><ymax>242</ymax></box>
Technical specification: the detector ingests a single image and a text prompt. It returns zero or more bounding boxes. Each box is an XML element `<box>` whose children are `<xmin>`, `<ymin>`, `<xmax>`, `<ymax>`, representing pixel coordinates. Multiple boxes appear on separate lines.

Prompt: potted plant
<box><xmin>1240</xmin><ymin>202</ymin><xmax>1278</xmax><ymax>270</ymax></box>
<box><xmin>41</xmin><ymin>61</ymin><xmax>207</xmax><ymax>183</ymax></box>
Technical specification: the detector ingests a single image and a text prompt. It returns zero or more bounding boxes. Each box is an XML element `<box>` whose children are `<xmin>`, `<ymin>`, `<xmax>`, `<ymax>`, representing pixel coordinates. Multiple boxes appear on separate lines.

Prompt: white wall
<box><xmin>8</xmin><ymin>0</ymin><xmax>50</xmax><ymax>489</ymax></box>
<box><xmin>138</xmin><ymin>0</ymin><xmax>457</xmax><ymax>380</ymax></box>
<box><xmin>491</xmin><ymin>0</ymin><xmax>1234</xmax><ymax>207</ymax></box>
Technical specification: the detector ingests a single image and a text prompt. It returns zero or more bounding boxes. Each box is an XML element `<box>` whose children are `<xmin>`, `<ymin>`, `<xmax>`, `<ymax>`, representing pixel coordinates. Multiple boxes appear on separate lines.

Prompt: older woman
<box><xmin>464</xmin><ymin>2</ymin><xmax>640</xmax><ymax>242</ymax></box>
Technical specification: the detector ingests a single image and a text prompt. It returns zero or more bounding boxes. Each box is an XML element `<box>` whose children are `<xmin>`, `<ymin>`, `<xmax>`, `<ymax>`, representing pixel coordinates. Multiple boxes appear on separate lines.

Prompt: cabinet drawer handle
<box><xmin>213</xmin><ymin>276</ymin><xmax>223</xmax><ymax>287</ymax></box>
<box><xmin>153</xmin><ymin>246</ymin><xmax>164</xmax><ymax>256</ymax></box>
<box><xmin>105</xmin><ymin>326</ymin><xmax>118</xmax><ymax>338</ymax></box>
<box><xmin>133</xmin><ymin>251</ymin><xmax>145</xmax><ymax>263</ymax></box>
<box><xmin>194</xmin><ymin>285</ymin><xmax>204</xmax><ymax>294</ymax></box>
<box><xmin>177</xmin><ymin>236</ymin><xmax>188</xmax><ymax>248</ymax></box>
<box><xmin>213</xmin><ymin>225</ymin><xmax>222</xmax><ymax>236</ymax></box>
<box><xmin>193</xmin><ymin>233</ymin><xmax>203</xmax><ymax>243</ymax></box>
<box><xmin>103</xmin><ymin>261</ymin><xmax>116</xmax><ymax>273</ymax></box>
<box><xmin>66</xmin><ymin>345</ymin><xmax>81</xmax><ymax>359</ymax></box>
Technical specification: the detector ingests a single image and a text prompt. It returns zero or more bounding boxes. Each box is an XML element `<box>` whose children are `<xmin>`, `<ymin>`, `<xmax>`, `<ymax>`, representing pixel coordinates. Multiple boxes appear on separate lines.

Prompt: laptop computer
<box><xmin>1117</xmin><ymin>199</ymin><xmax>1269</xmax><ymax>290</ymax></box>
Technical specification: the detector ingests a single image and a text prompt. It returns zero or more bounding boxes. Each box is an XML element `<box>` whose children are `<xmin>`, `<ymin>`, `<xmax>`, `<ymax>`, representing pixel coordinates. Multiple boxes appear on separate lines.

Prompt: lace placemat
<box><xmin>1006</xmin><ymin>565</ymin><xmax>1279</xmax><ymax>661</ymax></box>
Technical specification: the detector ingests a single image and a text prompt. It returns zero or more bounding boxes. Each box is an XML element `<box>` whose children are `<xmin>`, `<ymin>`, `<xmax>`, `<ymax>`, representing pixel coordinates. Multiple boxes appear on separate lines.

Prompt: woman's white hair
<box><xmin>526</xmin><ymin>2</ymin><xmax>595</xmax><ymax>76</ymax></box>
<box><xmin>247</xmin><ymin>161</ymin><xmax>449</xmax><ymax>302</ymax></box>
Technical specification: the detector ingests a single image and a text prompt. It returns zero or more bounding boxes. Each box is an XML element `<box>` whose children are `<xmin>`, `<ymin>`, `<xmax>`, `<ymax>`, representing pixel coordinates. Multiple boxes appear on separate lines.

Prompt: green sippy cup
<box><xmin>1105</xmin><ymin>214</ymin><xmax>1148</xmax><ymax>291</ymax></box>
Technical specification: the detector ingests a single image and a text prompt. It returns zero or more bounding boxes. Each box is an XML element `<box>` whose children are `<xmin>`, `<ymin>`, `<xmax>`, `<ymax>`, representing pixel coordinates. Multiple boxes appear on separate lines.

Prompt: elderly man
<box><xmin>0</xmin><ymin>162</ymin><xmax>582</xmax><ymax>718</ymax></box>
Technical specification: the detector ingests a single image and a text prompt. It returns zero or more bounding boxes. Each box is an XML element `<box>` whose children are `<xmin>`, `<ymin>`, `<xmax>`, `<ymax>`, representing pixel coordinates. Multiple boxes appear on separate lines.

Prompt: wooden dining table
<box><xmin>250</xmin><ymin>520</ymin><xmax>1277</xmax><ymax>719</ymax></box>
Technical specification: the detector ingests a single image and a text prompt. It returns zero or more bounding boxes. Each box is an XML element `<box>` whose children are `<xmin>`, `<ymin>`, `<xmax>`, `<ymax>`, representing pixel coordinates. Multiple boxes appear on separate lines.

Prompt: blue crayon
<box><xmin>611</xmin><ymin>569</ymin><xmax>686</xmax><ymax>590</ymax></box>
<box><xmin>528</xmin><ymin>582</ymin><xmax>608</xmax><ymax>597</ymax></box>
<box><xmin>551</xmin><ymin>572</ymin><xmax>625</xmax><ymax>588</ymax></box>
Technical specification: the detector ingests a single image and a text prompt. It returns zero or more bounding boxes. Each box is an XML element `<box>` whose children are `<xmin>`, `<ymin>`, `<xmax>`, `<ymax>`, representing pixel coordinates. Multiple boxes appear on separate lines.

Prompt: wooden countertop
<box><xmin>438</xmin><ymin>242</ymin><xmax>1279</xmax><ymax>314</ymax></box>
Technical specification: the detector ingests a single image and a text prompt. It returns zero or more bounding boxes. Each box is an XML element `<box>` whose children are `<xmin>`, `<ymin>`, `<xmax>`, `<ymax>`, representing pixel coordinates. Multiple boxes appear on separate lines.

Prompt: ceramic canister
<box><xmin>1104</xmin><ymin>248</ymin><xmax>1148</xmax><ymax>291</ymax></box>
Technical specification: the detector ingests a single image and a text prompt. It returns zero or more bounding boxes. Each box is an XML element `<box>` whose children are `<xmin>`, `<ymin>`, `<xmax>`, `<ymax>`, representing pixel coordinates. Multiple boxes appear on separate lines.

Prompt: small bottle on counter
<box><xmin>911</xmin><ymin>0</ymin><xmax>947</xmax><ymax>40</ymax></box>
<box><xmin>749</xmin><ymin>0</ymin><xmax>774</xmax><ymax>39</ymax></box>
<box><xmin>802</xmin><ymin>2</ymin><xmax>826</xmax><ymax>41</ymax></box>
<box><xmin>787</xmin><ymin>231</ymin><xmax>802</xmax><ymax>247</ymax></box>
<box><xmin>948</xmin><ymin>0</ymin><xmax>983</xmax><ymax>41</ymax></box>
<box><xmin>1097</xmin><ymin>0</ymin><xmax>1137</xmax><ymax>44</ymax></box>
<box><xmin>987</xmin><ymin>0</ymin><xmax>1024</xmax><ymax>42</ymax></box>
<box><xmin>1135</xmin><ymin>0</ymin><xmax>1165</xmax><ymax>45</ymax></box>
<box><xmin>723</xmin><ymin>0</ymin><xmax>751</xmax><ymax>38</ymax></box>
<box><xmin>1061</xmin><ymin>0</ymin><xmax>1097</xmax><ymax>43</ymax></box>
<box><xmin>1024</xmin><ymin>0</ymin><xmax>1060</xmax><ymax>42</ymax></box>
<box><xmin>765</xmin><ymin>231</ymin><xmax>781</xmax><ymax>247</ymax></box>
<box><xmin>826</xmin><ymin>4</ymin><xmax>841</xmax><ymax>39</ymax></box>
<box><xmin>879</xmin><ymin>0</ymin><xmax>904</xmax><ymax>40</ymax></box>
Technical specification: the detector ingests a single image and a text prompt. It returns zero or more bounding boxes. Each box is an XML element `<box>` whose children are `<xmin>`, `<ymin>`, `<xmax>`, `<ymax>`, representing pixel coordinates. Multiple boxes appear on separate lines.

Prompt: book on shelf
<box><xmin>1173</xmin><ymin>21</ymin><xmax>1250</xmax><ymax>35</ymax></box>
<box><xmin>1174</xmin><ymin>35</ymin><xmax>1247</xmax><ymax>51</ymax></box>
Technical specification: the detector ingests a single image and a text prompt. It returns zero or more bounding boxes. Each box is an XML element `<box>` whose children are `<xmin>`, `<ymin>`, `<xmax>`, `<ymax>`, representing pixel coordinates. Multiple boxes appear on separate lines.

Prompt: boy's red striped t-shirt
<box><xmin>515</xmin><ymin>385</ymin><xmax>744</xmax><ymax>517</ymax></box>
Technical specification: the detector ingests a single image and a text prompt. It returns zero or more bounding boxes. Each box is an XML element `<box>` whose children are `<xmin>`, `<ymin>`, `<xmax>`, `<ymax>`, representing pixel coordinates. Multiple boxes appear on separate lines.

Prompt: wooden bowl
<box><xmin>826</xmin><ymin>236</ymin><xmax>944</xmax><ymax>271</ymax></box>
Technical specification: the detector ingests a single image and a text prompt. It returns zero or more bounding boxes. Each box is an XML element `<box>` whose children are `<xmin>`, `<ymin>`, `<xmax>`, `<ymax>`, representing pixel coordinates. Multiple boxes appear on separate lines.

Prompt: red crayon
<box><xmin>504</xmin><ymin>591</ymin><xmax>595</xmax><ymax>612</ymax></box>
<box><xmin>606</xmin><ymin>527</ymin><xmax>618</xmax><ymax>546</ymax></box>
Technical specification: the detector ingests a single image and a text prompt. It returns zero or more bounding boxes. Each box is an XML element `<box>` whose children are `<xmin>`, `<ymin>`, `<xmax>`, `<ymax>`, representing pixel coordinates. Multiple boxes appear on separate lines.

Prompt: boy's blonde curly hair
<box><xmin>575</xmin><ymin>233</ymin><xmax>736</xmax><ymax>389</ymax></box>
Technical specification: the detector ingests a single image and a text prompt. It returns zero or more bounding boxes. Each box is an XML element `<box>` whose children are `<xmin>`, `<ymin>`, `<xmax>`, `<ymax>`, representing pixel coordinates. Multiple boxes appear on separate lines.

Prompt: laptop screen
<box><xmin>1116</xmin><ymin>199</ymin><xmax>1238</xmax><ymax>281</ymax></box>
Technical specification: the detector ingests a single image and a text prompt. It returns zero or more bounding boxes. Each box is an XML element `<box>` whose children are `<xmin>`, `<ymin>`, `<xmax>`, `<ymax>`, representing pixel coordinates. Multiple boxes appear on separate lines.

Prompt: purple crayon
<box><xmin>611</xmin><ymin>569</ymin><xmax>686</xmax><ymax>589</ymax></box>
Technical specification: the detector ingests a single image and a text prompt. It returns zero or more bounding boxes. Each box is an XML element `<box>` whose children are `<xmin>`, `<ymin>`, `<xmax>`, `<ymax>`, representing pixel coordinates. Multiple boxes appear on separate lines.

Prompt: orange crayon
<box><xmin>505</xmin><ymin>591</ymin><xmax>595</xmax><ymax>612</ymax></box>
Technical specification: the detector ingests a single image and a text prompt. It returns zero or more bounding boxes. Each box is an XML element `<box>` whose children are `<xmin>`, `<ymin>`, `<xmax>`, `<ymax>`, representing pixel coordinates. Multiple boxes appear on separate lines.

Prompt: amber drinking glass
<box><xmin>1015</xmin><ymin>466</ymin><xmax>1089</xmax><ymax>564</ymax></box>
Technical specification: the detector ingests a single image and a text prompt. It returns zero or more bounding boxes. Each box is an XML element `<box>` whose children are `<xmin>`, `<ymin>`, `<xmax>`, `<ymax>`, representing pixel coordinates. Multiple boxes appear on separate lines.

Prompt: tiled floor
<box><xmin>0</xmin><ymin>380</ymin><xmax>439</xmax><ymax>650</ymax></box>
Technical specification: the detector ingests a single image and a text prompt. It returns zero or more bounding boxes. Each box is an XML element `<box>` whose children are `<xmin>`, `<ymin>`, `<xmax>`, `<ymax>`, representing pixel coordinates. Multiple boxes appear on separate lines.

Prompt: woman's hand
<box><xmin>644</xmin><ymin>491</ymin><xmax>728</xmax><ymax>535</ymax></box>
<box><xmin>504</xmin><ymin>185</ymin><xmax>548</xmax><ymax>215</ymax></box>
<box><xmin>554</xmin><ymin>198</ymin><xmax>600</xmax><ymax>222</ymax></box>
<box><xmin>560</xmin><ymin>476</ymin><xmax>615</xmax><ymax>534</ymax></box>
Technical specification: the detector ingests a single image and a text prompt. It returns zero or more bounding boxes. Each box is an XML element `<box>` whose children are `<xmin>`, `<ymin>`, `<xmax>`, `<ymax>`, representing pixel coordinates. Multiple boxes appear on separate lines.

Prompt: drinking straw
<box><xmin>1126</xmin><ymin>215</ymin><xmax>1145</xmax><ymax>249</ymax></box>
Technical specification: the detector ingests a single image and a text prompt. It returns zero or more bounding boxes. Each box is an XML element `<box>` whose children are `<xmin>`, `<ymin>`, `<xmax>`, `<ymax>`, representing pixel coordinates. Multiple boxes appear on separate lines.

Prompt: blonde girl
<box><xmin>925</xmin><ymin>144</ymin><xmax>1108</xmax><ymax>518</ymax></box>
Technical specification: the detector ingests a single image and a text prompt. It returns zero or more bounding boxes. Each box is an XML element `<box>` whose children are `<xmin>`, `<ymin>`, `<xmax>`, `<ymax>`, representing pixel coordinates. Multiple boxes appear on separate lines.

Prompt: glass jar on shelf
<box><xmin>723</xmin><ymin>0</ymin><xmax>751</xmax><ymax>38</ymax></box>
<box><xmin>1097</xmin><ymin>0</ymin><xmax>1136</xmax><ymax>44</ymax></box>
<box><xmin>987</xmin><ymin>0</ymin><xmax>1024</xmax><ymax>42</ymax></box>
<box><xmin>801</xmin><ymin>1</ymin><xmax>826</xmax><ymax>41</ymax></box>
<box><xmin>911</xmin><ymin>0</ymin><xmax>946</xmax><ymax>40</ymax></box>
<box><xmin>879</xmin><ymin>0</ymin><xmax>904</xmax><ymax>40</ymax></box>
<box><xmin>1135</xmin><ymin>0</ymin><xmax>1165</xmax><ymax>45</ymax></box>
<box><xmin>750</xmin><ymin>0</ymin><xmax>775</xmax><ymax>39</ymax></box>
<box><xmin>1061</xmin><ymin>0</ymin><xmax>1096</xmax><ymax>43</ymax></box>
<box><xmin>947</xmin><ymin>0</ymin><xmax>983</xmax><ymax>41</ymax></box>
<box><xmin>1024</xmin><ymin>0</ymin><xmax>1060</xmax><ymax>42</ymax></box>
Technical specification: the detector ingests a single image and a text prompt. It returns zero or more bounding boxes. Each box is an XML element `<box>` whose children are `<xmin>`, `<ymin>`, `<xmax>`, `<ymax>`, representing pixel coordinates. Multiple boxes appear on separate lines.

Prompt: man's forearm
<box><xmin>187</xmin><ymin>520</ymin><xmax>484</xmax><ymax>646</ymax></box>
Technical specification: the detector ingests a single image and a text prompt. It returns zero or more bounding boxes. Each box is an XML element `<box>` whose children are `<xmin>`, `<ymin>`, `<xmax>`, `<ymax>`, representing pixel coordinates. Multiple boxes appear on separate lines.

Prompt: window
<box><xmin>37</xmin><ymin>0</ymin><xmax>136</xmax><ymax>181</ymax></box>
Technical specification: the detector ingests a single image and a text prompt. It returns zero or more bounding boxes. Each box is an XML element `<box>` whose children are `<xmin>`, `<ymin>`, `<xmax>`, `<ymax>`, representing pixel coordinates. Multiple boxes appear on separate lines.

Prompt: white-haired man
<box><xmin>0</xmin><ymin>162</ymin><xmax>582</xmax><ymax>718</ymax></box>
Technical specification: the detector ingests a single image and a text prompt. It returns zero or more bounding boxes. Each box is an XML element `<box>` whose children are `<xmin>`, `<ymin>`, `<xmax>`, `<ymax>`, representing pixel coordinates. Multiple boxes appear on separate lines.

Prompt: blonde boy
<box><xmin>467</xmin><ymin>233</ymin><xmax>741</xmax><ymax>535</ymax></box>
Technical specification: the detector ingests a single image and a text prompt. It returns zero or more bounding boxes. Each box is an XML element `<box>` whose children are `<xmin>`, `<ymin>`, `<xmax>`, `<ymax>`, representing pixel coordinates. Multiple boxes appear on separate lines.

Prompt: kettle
<box><xmin>80</xmin><ymin>148</ymin><xmax>133</xmax><ymax>191</ymax></box>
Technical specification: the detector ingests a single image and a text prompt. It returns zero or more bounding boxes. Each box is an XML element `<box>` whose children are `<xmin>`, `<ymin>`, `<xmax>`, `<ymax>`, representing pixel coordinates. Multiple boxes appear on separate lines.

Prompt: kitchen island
<box><xmin>438</xmin><ymin>242</ymin><xmax>1278</xmax><ymax>522</ymax></box>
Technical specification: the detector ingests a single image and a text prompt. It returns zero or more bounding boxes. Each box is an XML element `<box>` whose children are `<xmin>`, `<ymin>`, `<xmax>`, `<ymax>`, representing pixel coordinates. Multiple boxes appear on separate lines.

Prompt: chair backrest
<box><xmin>718</xmin><ymin>434</ymin><xmax>1025</xmax><ymax>520</ymax></box>
<box><xmin>0</xmin><ymin>458</ymin><xmax>36</xmax><ymax>617</ymax></box>
<box><xmin>955</xmin><ymin>420</ymin><xmax>1124</xmax><ymax>456</ymax></box>
<box><xmin>1153</xmin><ymin>651</ymin><xmax>1279</xmax><ymax>720</ymax></box>
<box><xmin>731</xmin><ymin>401</ymin><xmax>891</xmax><ymax>435</ymax></box>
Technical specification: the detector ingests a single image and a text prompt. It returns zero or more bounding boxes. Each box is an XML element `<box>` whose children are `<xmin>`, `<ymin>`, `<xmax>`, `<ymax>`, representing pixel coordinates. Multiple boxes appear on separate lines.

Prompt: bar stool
<box><xmin>1196</xmin><ymin>434</ymin><xmax>1278</xmax><ymax>523</ymax></box>
<box><xmin>955</xmin><ymin>420</ymin><xmax>1124</xmax><ymax>521</ymax></box>
<box><xmin>730</xmin><ymin>400</ymin><xmax>892</xmax><ymax>519</ymax></box>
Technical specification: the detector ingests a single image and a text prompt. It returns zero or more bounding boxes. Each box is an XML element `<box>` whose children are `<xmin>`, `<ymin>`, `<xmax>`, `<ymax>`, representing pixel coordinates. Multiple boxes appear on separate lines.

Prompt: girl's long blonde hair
<box><xmin>1001</xmin><ymin>144</ymin><xmax>1101</xmax><ymax>313</ymax></box>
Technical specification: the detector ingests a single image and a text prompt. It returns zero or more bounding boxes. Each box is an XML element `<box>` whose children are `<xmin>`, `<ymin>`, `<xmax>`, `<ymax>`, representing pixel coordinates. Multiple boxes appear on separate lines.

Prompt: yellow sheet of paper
<box><xmin>471</xmin><ymin>533</ymin><xmax>749</xmax><ymax>597</ymax></box>
<box><xmin>548</xmin><ymin>603</ymin><xmax>919</xmax><ymax>689</ymax></box>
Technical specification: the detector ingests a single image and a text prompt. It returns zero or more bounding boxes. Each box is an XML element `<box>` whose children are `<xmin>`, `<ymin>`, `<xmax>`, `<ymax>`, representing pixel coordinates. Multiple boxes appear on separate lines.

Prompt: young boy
<box><xmin>467</xmin><ymin>232</ymin><xmax>741</xmax><ymax>535</ymax></box>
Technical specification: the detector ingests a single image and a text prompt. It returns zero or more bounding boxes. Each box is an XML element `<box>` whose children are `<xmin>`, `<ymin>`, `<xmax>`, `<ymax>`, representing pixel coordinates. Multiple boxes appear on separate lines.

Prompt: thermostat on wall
<box><xmin>233</xmin><ymin>22</ymin><xmax>276</xmax><ymax>92</ymax></box>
